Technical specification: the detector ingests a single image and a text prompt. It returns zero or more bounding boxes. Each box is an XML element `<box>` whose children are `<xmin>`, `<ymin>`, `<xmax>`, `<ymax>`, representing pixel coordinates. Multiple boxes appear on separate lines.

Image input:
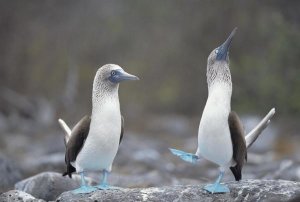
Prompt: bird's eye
<box><xmin>215</xmin><ymin>49</ymin><xmax>219</xmax><ymax>54</ymax></box>
<box><xmin>111</xmin><ymin>70</ymin><xmax>116</xmax><ymax>76</ymax></box>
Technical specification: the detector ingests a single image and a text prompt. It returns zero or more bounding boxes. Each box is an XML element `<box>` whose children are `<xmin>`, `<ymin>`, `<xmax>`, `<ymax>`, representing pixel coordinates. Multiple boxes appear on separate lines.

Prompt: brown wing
<box><xmin>63</xmin><ymin>115</ymin><xmax>91</xmax><ymax>178</ymax></box>
<box><xmin>228</xmin><ymin>111</ymin><xmax>247</xmax><ymax>181</ymax></box>
<box><xmin>119</xmin><ymin>115</ymin><xmax>124</xmax><ymax>144</ymax></box>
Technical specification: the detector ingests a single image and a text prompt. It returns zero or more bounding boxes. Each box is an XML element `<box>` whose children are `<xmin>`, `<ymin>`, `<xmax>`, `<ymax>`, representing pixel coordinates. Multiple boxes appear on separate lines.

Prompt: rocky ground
<box><xmin>0</xmin><ymin>115</ymin><xmax>300</xmax><ymax>201</ymax></box>
<box><xmin>1</xmin><ymin>179</ymin><xmax>300</xmax><ymax>202</ymax></box>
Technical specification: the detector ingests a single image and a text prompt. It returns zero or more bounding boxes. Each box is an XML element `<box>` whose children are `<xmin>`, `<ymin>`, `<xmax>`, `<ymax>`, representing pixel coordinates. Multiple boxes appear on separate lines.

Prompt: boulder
<box><xmin>15</xmin><ymin>172</ymin><xmax>95</xmax><ymax>201</ymax></box>
<box><xmin>57</xmin><ymin>179</ymin><xmax>300</xmax><ymax>202</ymax></box>
<box><xmin>0</xmin><ymin>190</ymin><xmax>45</xmax><ymax>202</ymax></box>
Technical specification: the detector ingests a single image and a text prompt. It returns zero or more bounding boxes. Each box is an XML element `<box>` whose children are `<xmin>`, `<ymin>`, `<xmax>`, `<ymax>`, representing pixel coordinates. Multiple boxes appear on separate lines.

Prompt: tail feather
<box><xmin>62</xmin><ymin>165</ymin><xmax>76</xmax><ymax>178</ymax></box>
<box><xmin>230</xmin><ymin>165</ymin><xmax>242</xmax><ymax>181</ymax></box>
<box><xmin>58</xmin><ymin>118</ymin><xmax>72</xmax><ymax>145</ymax></box>
<box><xmin>58</xmin><ymin>118</ymin><xmax>75</xmax><ymax>177</ymax></box>
<box><xmin>245</xmin><ymin>108</ymin><xmax>275</xmax><ymax>149</ymax></box>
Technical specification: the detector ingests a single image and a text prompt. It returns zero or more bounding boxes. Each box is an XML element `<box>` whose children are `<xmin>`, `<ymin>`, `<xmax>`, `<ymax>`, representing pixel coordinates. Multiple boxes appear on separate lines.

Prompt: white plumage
<box><xmin>75</xmin><ymin>97</ymin><xmax>121</xmax><ymax>172</ymax></box>
<box><xmin>197</xmin><ymin>80</ymin><xmax>233</xmax><ymax>167</ymax></box>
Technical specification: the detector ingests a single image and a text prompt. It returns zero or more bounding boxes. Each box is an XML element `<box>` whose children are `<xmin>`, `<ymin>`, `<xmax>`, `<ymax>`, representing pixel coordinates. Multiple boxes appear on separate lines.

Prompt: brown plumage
<box><xmin>63</xmin><ymin>116</ymin><xmax>90</xmax><ymax>178</ymax></box>
<box><xmin>63</xmin><ymin>115</ymin><xmax>124</xmax><ymax>178</ymax></box>
<box><xmin>228</xmin><ymin>111</ymin><xmax>247</xmax><ymax>181</ymax></box>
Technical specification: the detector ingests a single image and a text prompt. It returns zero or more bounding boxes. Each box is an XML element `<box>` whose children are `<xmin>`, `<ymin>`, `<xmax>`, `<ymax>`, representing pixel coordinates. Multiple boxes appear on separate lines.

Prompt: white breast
<box><xmin>197</xmin><ymin>84</ymin><xmax>233</xmax><ymax>167</ymax></box>
<box><xmin>75</xmin><ymin>99</ymin><xmax>121</xmax><ymax>172</ymax></box>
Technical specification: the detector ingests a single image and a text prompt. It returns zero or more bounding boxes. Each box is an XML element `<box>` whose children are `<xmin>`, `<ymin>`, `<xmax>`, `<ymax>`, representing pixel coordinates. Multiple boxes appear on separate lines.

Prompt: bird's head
<box><xmin>207</xmin><ymin>27</ymin><xmax>237</xmax><ymax>67</ymax></box>
<box><xmin>93</xmin><ymin>64</ymin><xmax>139</xmax><ymax>97</ymax></box>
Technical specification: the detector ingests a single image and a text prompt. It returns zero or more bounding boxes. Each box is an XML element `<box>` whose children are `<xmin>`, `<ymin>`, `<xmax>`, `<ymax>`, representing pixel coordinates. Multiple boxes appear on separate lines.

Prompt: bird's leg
<box><xmin>169</xmin><ymin>148</ymin><xmax>200</xmax><ymax>164</ymax></box>
<box><xmin>203</xmin><ymin>168</ymin><xmax>230</xmax><ymax>194</ymax></box>
<box><xmin>95</xmin><ymin>169</ymin><xmax>119</xmax><ymax>190</ymax></box>
<box><xmin>81</xmin><ymin>172</ymin><xmax>87</xmax><ymax>186</ymax></box>
<box><xmin>72</xmin><ymin>171</ymin><xmax>97</xmax><ymax>194</ymax></box>
<box><xmin>100</xmin><ymin>169</ymin><xmax>109</xmax><ymax>188</ymax></box>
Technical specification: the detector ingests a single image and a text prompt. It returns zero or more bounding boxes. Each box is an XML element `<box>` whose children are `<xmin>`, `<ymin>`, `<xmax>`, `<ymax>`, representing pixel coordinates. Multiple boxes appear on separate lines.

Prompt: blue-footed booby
<box><xmin>169</xmin><ymin>28</ymin><xmax>276</xmax><ymax>193</ymax></box>
<box><xmin>58</xmin><ymin>64</ymin><xmax>139</xmax><ymax>194</ymax></box>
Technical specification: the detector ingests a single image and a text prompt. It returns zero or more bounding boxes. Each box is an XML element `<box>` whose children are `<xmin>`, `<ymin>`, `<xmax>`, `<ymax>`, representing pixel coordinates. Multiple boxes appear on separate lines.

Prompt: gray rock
<box><xmin>0</xmin><ymin>190</ymin><xmax>45</xmax><ymax>202</ymax></box>
<box><xmin>0</xmin><ymin>154</ymin><xmax>22</xmax><ymax>193</ymax></box>
<box><xmin>57</xmin><ymin>179</ymin><xmax>300</xmax><ymax>202</ymax></box>
<box><xmin>108</xmin><ymin>171</ymin><xmax>174</xmax><ymax>188</ymax></box>
<box><xmin>15</xmin><ymin>172</ymin><xmax>95</xmax><ymax>201</ymax></box>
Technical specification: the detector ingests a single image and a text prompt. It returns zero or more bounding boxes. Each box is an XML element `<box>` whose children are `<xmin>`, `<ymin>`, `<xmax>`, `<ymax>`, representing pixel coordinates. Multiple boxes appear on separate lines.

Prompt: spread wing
<box><xmin>228</xmin><ymin>111</ymin><xmax>247</xmax><ymax>181</ymax></box>
<box><xmin>63</xmin><ymin>115</ymin><xmax>91</xmax><ymax>178</ymax></box>
<box><xmin>119</xmin><ymin>115</ymin><xmax>124</xmax><ymax>144</ymax></box>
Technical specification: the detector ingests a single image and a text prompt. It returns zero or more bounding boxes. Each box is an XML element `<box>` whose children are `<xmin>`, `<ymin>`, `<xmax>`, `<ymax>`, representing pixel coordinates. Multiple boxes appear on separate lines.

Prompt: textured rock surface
<box><xmin>0</xmin><ymin>154</ymin><xmax>22</xmax><ymax>193</ymax></box>
<box><xmin>15</xmin><ymin>172</ymin><xmax>95</xmax><ymax>201</ymax></box>
<box><xmin>57</xmin><ymin>180</ymin><xmax>300</xmax><ymax>202</ymax></box>
<box><xmin>0</xmin><ymin>190</ymin><xmax>45</xmax><ymax>202</ymax></box>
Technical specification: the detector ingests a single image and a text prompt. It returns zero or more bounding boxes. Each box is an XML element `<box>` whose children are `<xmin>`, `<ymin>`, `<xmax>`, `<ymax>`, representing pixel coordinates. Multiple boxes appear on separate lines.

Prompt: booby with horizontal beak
<box><xmin>58</xmin><ymin>64</ymin><xmax>139</xmax><ymax>194</ymax></box>
<box><xmin>169</xmin><ymin>28</ymin><xmax>275</xmax><ymax>193</ymax></box>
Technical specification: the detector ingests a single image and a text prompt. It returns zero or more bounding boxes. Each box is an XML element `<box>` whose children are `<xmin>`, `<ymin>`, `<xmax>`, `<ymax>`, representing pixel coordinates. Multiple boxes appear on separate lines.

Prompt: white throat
<box><xmin>207</xmin><ymin>61</ymin><xmax>232</xmax><ymax>109</ymax></box>
<box><xmin>91</xmin><ymin>85</ymin><xmax>120</xmax><ymax>128</ymax></box>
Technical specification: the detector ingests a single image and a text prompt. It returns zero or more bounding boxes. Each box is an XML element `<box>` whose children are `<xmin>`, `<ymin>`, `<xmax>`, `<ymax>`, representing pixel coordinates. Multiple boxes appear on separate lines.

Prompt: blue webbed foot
<box><xmin>95</xmin><ymin>184</ymin><xmax>120</xmax><ymax>190</ymax></box>
<box><xmin>169</xmin><ymin>148</ymin><xmax>199</xmax><ymax>164</ymax></box>
<box><xmin>203</xmin><ymin>183</ymin><xmax>230</xmax><ymax>194</ymax></box>
<box><xmin>72</xmin><ymin>185</ymin><xmax>97</xmax><ymax>194</ymax></box>
<box><xmin>95</xmin><ymin>169</ymin><xmax>121</xmax><ymax>190</ymax></box>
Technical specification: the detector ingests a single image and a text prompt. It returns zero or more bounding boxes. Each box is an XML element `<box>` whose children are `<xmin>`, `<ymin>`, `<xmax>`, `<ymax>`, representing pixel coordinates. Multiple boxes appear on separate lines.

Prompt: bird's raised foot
<box><xmin>94</xmin><ymin>184</ymin><xmax>120</xmax><ymax>190</ymax></box>
<box><xmin>169</xmin><ymin>148</ymin><xmax>199</xmax><ymax>164</ymax></box>
<box><xmin>72</xmin><ymin>185</ymin><xmax>97</xmax><ymax>194</ymax></box>
<box><xmin>203</xmin><ymin>183</ymin><xmax>230</xmax><ymax>194</ymax></box>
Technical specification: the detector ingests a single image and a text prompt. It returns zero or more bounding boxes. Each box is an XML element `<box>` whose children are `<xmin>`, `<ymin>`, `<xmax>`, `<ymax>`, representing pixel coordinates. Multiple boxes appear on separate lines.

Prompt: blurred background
<box><xmin>0</xmin><ymin>0</ymin><xmax>300</xmax><ymax>192</ymax></box>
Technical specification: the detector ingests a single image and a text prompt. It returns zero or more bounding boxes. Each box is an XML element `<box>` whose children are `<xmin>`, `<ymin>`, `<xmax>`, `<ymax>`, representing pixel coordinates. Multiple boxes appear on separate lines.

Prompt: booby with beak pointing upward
<box><xmin>58</xmin><ymin>64</ymin><xmax>139</xmax><ymax>194</ymax></box>
<box><xmin>170</xmin><ymin>28</ymin><xmax>275</xmax><ymax>193</ymax></box>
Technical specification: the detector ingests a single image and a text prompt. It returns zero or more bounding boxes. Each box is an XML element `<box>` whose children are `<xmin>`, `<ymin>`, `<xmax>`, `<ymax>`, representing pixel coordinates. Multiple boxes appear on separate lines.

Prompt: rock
<box><xmin>108</xmin><ymin>171</ymin><xmax>174</xmax><ymax>188</ymax></box>
<box><xmin>15</xmin><ymin>172</ymin><xmax>95</xmax><ymax>201</ymax></box>
<box><xmin>0</xmin><ymin>190</ymin><xmax>45</xmax><ymax>202</ymax></box>
<box><xmin>57</xmin><ymin>179</ymin><xmax>300</xmax><ymax>202</ymax></box>
<box><xmin>0</xmin><ymin>154</ymin><xmax>22</xmax><ymax>193</ymax></box>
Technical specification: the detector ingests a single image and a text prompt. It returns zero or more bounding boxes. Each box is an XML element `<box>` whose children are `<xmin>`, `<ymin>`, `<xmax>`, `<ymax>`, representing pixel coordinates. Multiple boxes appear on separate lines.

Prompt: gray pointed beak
<box><xmin>118</xmin><ymin>70</ymin><xmax>139</xmax><ymax>81</ymax></box>
<box><xmin>216</xmin><ymin>27</ymin><xmax>237</xmax><ymax>61</ymax></box>
<box><xmin>109</xmin><ymin>69</ymin><xmax>139</xmax><ymax>83</ymax></box>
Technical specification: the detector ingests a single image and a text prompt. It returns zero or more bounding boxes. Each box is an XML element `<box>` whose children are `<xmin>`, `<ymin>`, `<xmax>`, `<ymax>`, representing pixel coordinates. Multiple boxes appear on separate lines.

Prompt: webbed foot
<box><xmin>95</xmin><ymin>184</ymin><xmax>120</xmax><ymax>190</ymax></box>
<box><xmin>203</xmin><ymin>183</ymin><xmax>229</xmax><ymax>194</ymax></box>
<box><xmin>169</xmin><ymin>148</ymin><xmax>199</xmax><ymax>164</ymax></box>
<box><xmin>72</xmin><ymin>185</ymin><xmax>97</xmax><ymax>194</ymax></box>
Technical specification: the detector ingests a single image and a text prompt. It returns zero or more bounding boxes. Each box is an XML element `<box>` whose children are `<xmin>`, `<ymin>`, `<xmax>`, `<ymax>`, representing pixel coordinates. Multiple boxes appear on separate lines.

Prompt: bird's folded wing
<box><xmin>65</xmin><ymin>115</ymin><xmax>91</xmax><ymax>164</ymax></box>
<box><xmin>119</xmin><ymin>115</ymin><xmax>124</xmax><ymax>144</ymax></box>
<box><xmin>228</xmin><ymin>111</ymin><xmax>247</xmax><ymax>181</ymax></box>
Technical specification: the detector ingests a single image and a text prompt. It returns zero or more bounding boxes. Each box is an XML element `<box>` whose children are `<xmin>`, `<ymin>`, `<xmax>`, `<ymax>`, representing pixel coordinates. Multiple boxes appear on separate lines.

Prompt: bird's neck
<box><xmin>91</xmin><ymin>84</ymin><xmax>120</xmax><ymax>118</ymax></box>
<box><xmin>207</xmin><ymin>62</ymin><xmax>232</xmax><ymax>90</ymax></box>
<box><xmin>207</xmin><ymin>63</ymin><xmax>232</xmax><ymax>109</ymax></box>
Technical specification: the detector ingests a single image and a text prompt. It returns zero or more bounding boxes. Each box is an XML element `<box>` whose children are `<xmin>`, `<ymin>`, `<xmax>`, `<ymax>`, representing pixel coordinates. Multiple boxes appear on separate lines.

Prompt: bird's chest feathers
<box><xmin>202</xmin><ymin>85</ymin><xmax>231</xmax><ymax>122</ymax></box>
<box><xmin>197</xmin><ymin>84</ymin><xmax>233</xmax><ymax>165</ymax></box>
<box><xmin>88</xmin><ymin>101</ymin><xmax>121</xmax><ymax>146</ymax></box>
